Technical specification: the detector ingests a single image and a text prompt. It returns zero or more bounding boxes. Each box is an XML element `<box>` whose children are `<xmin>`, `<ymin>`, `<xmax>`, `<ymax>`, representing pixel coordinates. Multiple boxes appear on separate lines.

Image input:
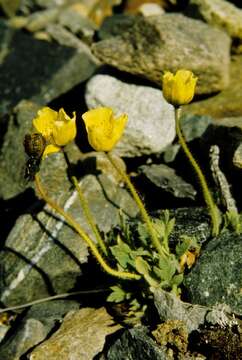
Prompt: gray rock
<box><xmin>184</xmin><ymin>231</ymin><xmax>242</xmax><ymax>314</ymax></box>
<box><xmin>85</xmin><ymin>74</ymin><xmax>175</xmax><ymax>157</ymax></box>
<box><xmin>188</xmin><ymin>0</ymin><xmax>242</xmax><ymax>40</ymax></box>
<box><xmin>99</xmin><ymin>14</ymin><xmax>137</xmax><ymax>40</ymax></box>
<box><xmin>138</xmin><ymin>3</ymin><xmax>165</xmax><ymax>17</ymax></box>
<box><xmin>184</xmin><ymin>56</ymin><xmax>242</xmax><ymax>119</ymax></box>
<box><xmin>58</xmin><ymin>6</ymin><xmax>96</xmax><ymax>41</ymax></box>
<box><xmin>92</xmin><ymin>14</ymin><xmax>231</xmax><ymax>95</ymax></box>
<box><xmin>1</xmin><ymin>319</ymin><xmax>46</xmax><ymax>359</ymax></box>
<box><xmin>45</xmin><ymin>24</ymin><xmax>97</xmax><ymax>55</ymax></box>
<box><xmin>233</xmin><ymin>143</ymin><xmax>242</xmax><ymax>168</ymax></box>
<box><xmin>0</xmin><ymin>167</ymin><xmax>138</xmax><ymax>306</ymax></box>
<box><xmin>180</xmin><ymin>114</ymin><xmax>213</xmax><ymax>142</ymax></box>
<box><xmin>163</xmin><ymin>114</ymin><xmax>213</xmax><ymax>163</ymax></box>
<box><xmin>24</xmin><ymin>8</ymin><xmax>60</xmax><ymax>32</ymax></box>
<box><xmin>160</xmin><ymin>207</ymin><xmax>211</xmax><ymax>244</ymax></box>
<box><xmin>153</xmin><ymin>289</ymin><xmax>238</xmax><ymax>334</ymax></box>
<box><xmin>139</xmin><ymin>163</ymin><xmax>196</xmax><ymax>199</ymax></box>
<box><xmin>0</xmin><ymin>19</ymin><xmax>98</xmax><ymax>117</ymax></box>
<box><xmin>0</xmin><ymin>101</ymin><xmax>40</xmax><ymax>200</ymax></box>
<box><xmin>106</xmin><ymin>326</ymin><xmax>167</xmax><ymax>360</ymax></box>
<box><xmin>36</xmin><ymin>0</ymin><xmax>67</xmax><ymax>8</ymax></box>
<box><xmin>0</xmin><ymin>300</ymin><xmax>80</xmax><ymax>360</ymax></box>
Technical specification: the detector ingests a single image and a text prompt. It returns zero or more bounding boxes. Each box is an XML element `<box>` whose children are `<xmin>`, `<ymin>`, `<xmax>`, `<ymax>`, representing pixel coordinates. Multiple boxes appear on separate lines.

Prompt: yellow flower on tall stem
<box><xmin>82</xmin><ymin>107</ymin><xmax>168</xmax><ymax>258</ymax></box>
<box><xmin>31</xmin><ymin>106</ymin><xmax>139</xmax><ymax>280</ymax></box>
<box><xmin>162</xmin><ymin>69</ymin><xmax>197</xmax><ymax>107</ymax></box>
<box><xmin>82</xmin><ymin>107</ymin><xmax>127</xmax><ymax>152</ymax></box>
<box><xmin>33</xmin><ymin>107</ymin><xmax>76</xmax><ymax>158</ymax></box>
<box><xmin>162</xmin><ymin>70</ymin><xmax>220</xmax><ymax>236</ymax></box>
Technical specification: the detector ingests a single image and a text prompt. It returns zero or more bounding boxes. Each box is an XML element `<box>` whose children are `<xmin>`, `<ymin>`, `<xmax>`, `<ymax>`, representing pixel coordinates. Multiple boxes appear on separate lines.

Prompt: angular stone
<box><xmin>138</xmin><ymin>164</ymin><xmax>196</xmax><ymax>200</ymax></box>
<box><xmin>92</xmin><ymin>14</ymin><xmax>231</xmax><ymax>94</ymax></box>
<box><xmin>29</xmin><ymin>307</ymin><xmax>121</xmax><ymax>360</ymax></box>
<box><xmin>106</xmin><ymin>326</ymin><xmax>167</xmax><ymax>360</ymax></box>
<box><xmin>98</xmin><ymin>14</ymin><xmax>136</xmax><ymax>40</ymax></box>
<box><xmin>0</xmin><ymin>170</ymin><xmax>138</xmax><ymax>306</ymax></box>
<box><xmin>0</xmin><ymin>101</ymin><xmax>41</xmax><ymax>200</ymax></box>
<box><xmin>24</xmin><ymin>8</ymin><xmax>60</xmax><ymax>32</ymax></box>
<box><xmin>85</xmin><ymin>74</ymin><xmax>175</xmax><ymax>157</ymax></box>
<box><xmin>233</xmin><ymin>143</ymin><xmax>242</xmax><ymax>169</ymax></box>
<box><xmin>0</xmin><ymin>300</ymin><xmax>80</xmax><ymax>359</ymax></box>
<box><xmin>188</xmin><ymin>0</ymin><xmax>242</xmax><ymax>40</ymax></box>
<box><xmin>153</xmin><ymin>289</ymin><xmax>238</xmax><ymax>334</ymax></box>
<box><xmin>0</xmin><ymin>20</ymin><xmax>98</xmax><ymax>117</ymax></box>
<box><xmin>58</xmin><ymin>4</ymin><xmax>96</xmax><ymax>40</ymax></box>
<box><xmin>184</xmin><ymin>56</ymin><xmax>242</xmax><ymax>118</ymax></box>
<box><xmin>184</xmin><ymin>231</ymin><xmax>242</xmax><ymax>314</ymax></box>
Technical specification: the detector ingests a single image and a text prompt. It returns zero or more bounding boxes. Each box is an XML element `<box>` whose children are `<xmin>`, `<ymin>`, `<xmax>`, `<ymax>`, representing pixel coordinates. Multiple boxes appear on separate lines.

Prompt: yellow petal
<box><xmin>52</xmin><ymin>109</ymin><xmax>76</xmax><ymax>146</ymax></box>
<box><xmin>82</xmin><ymin>107</ymin><xmax>113</xmax><ymax>129</ymax></box>
<box><xmin>42</xmin><ymin>144</ymin><xmax>61</xmax><ymax>158</ymax></box>
<box><xmin>162</xmin><ymin>69</ymin><xmax>197</xmax><ymax>107</ymax></box>
<box><xmin>33</xmin><ymin>107</ymin><xmax>57</xmax><ymax>139</ymax></box>
<box><xmin>109</xmin><ymin>113</ymin><xmax>128</xmax><ymax>147</ymax></box>
<box><xmin>82</xmin><ymin>107</ymin><xmax>127</xmax><ymax>152</ymax></box>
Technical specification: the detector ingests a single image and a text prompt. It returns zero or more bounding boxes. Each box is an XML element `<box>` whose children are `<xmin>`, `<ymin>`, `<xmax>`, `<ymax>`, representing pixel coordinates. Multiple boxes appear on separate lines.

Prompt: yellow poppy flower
<box><xmin>162</xmin><ymin>70</ymin><xmax>198</xmax><ymax>107</ymax></box>
<box><xmin>32</xmin><ymin>107</ymin><xmax>76</xmax><ymax>157</ymax></box>
<box><xmin>82</xmin><ymin>107</ymin><xmax>128</xmax><ymax>152</ymax></box>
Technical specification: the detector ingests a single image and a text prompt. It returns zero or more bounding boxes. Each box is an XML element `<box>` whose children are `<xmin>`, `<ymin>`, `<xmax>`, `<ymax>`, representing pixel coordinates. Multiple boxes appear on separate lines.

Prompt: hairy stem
<box><xmin>71</xmin><ymin>176</ymin><xmax>108</xmax><ymax>255</ymax></box>
<box><xmin>106</xmin><ymin>152</ymin><xmax>167</xmax><ymax>258</ymax></box>
<box><xmin>175</xmin><ymin>107</ymin><xmax>220</xmax><ymax>236</ymax></box>
<box><xmin>35</xmin><ymin>173</ymin><xmax>140</xmax><ymax>281</ymax></box>
<box><xmin>62</xmin><ymin>150</ymin><xmax>107</xmax><ymax>255</ymax></box>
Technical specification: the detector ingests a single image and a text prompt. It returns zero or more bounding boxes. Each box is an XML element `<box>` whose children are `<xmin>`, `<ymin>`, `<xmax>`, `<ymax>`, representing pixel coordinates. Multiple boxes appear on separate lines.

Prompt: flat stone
<box><xmin>0</xmin><ymin>100</ymin><xmax>41</xmax><ymax>200</ymax></box>
<box><xmin>153</xmin><ymin>289</ymin><xmax>238</xmax><ymax>334</ymax></box>
<box><xmin>29</xmin><ymin>307</ymin><xmax>121</xmax><ymax>360</ymax></box>
<box><xmin>0</xmin><ymin>169</ymin><xmax>138</xmax><ymax>306</ymax></box>
<box><xmin>138</xmin><ymin>164</ymin><xmax>196</xmax><ymax>200</ymax></box>
<box><xmin>92</xmin><ymin>14</ymin><xmax>231</xmax><ymax>94</ymax></box>
<box><xmin>85</xmin><ymin>74</ymin><xmax>175</xmax><ymax>157</ymax></box>
<box><xmin>184</xmin><ymin>231</ymin><xmax>242</xmax><ymax>314</ymax></box>
<box><xmin>188</xmin><ymin>0</ymin><xmax>242</xmax><ymax>40</ymax></box>
<box><xmin>0</xmin><ymin>300</ymin><xmax>79</xmax><ymax>360</ymax></box>
<box><xmin>24</xmin><ymin>8</ymin><xmax>60</xmax><ymax>32</ymax></box>
<box><xmin>58</xmin><ymin>4</ymin><xmax>96</xmax><ymax>41</ymax></box>
<box><xmin>0</xmin><ymin>19</ymin><xmax>98</xmax><ymax>117</ymax></box>
<box><xmin>233</xmin><ymin>143</ymin><xmax>242</xmax><ymax>168</ymax></box>
<box><xmin>184</xmin><ymin>56</ymin><xmax>242</xmax><ymax>118</ymax></box>
<box><xmin>106</xmin><ymin>326</ymin><xmax>167</xmax><ymax>360</ymax></box>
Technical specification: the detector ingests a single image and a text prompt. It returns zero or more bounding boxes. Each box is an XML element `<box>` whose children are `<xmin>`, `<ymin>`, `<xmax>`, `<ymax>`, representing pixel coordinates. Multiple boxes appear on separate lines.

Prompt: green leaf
<box><xmin>171</xmin><ymin>273</ymin><xmax>184</xmax><ymax>286</ymax></box>
<box><xmin>135</xmin><ymin>257</ymin><xmax>150</xmax><ymax>275</ymax></box>
<box><xmin>137</xmin><ymin>222</ymin><xmax>149</xmax><ymax>245</ymax></box>
<box><xmin>110</xmin><ymin>237</ymin><xmax>136</xmax><ymax>268</ymax></box>
<box><xmin>167</xmin><ymin>217</ymin><xmax>175</xmax><ymax>235</ymax></box>
<box><xmin>154</xmin><ymin>255</ymin><xmax>178</xmax><ymax>282</ymax></box>
<box><xmin>175</xmin><ymin>235</ymin><xmax>198</xmax><ymax>258</ymax></box>
<box><xmin>107</xmin><ymin>286</ymin><xmax>126</xmax><ymax>303</ymax></box>
<box><xmin>110</xmin><ymin>245</ymin><xmax>133</xmax><ymax>268</ymax></box>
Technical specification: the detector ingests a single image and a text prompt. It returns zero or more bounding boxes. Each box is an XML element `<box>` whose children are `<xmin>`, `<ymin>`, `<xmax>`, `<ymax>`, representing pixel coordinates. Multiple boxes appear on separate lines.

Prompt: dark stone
<box><xmin>0</xmin><ymin>19</ymin><xmax>97</xmax><ymax>117</ymax></box>
<box><xmin>106</xmin><ymin>326</ymin><xmax>167</xmax><ymax>360</ymax></box>
<box><xmin>0</xmin><ymin>300</ymin><xmax>79</xmax><ymax>359</ymax></box>
<box><xmin>138</xmin><ymin>163</ymin><xmax>196</xmax><ymax>200</ymax></box>
<box><xmin>184</xmin><ymin>231</ymin><xmax>242</xmax><ymax>314</ymax></box>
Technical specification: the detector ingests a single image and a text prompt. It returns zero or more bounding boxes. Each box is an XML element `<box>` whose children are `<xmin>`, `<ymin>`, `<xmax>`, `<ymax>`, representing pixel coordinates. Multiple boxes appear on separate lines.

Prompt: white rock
<box><xmin>85</xmin><ymin>75</ymin><xmax>175</xmax><ymax>157</ymax></box>
<box><xmin>138</xmin><ymin>3</ymin><xmax>165</xmax><ymax>17</ymax></box>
